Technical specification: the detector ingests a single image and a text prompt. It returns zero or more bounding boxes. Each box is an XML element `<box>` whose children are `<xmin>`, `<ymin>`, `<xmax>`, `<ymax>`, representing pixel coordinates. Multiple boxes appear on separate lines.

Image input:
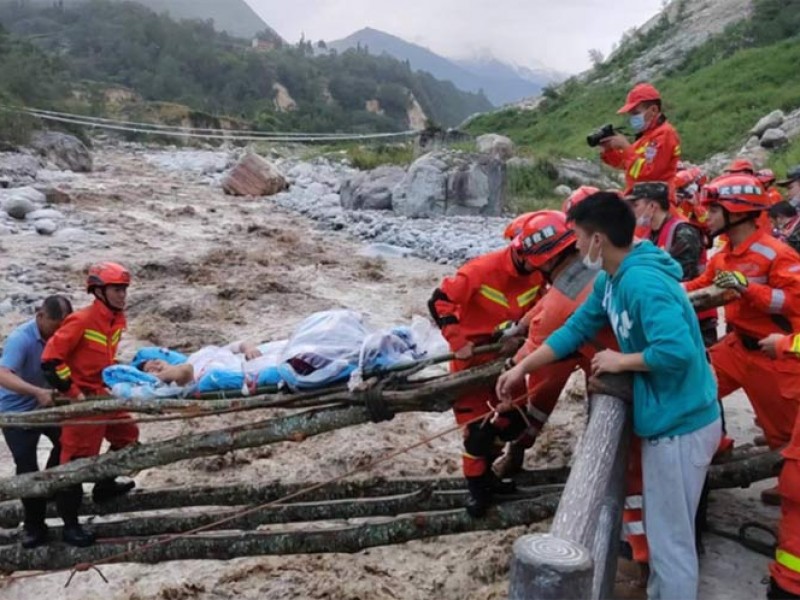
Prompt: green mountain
<box><xmin>0</xmin><ymin>0</ymin><xmax>492</xmax><ymax>134</ymax></box>
<box><xmin>467</xmin><ymin>0</ymin><xmax>800</xmax><ymax>165</ymax></box>
<box><xmin>23</xmin><ymin>0</ymin><xmax>278</xmax><ymax>40</ymax></box>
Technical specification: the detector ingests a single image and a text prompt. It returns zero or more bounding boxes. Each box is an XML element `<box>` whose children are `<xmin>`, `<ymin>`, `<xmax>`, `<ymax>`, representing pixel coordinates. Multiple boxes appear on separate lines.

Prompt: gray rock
<box><xmin>392</xmin><ymin>163</ymin><xmax>447</xmax><ymax>218</ymax></box>
<box><xmin>555</xmin><ymin>158</ymin><xmax>617</xmax><ymax>188</ymax></box>
<box><xmin>26</xmin><ymin>208</ymin><xmax>65</xmax><ymax>221</ymax></box>
<box><xmin>507</xmin><ymin>157</ymin><xmax>536</xmax><ymax>169</ymax></box>
<box><xmin>340</xmin><ymin>166</ymin><xmax>405</xmax><ymax>211</ymax></box>
<box><xmin>392</xmin><ymin>151</ymin><xmax>506</xmax><ymax>219</ymax></box>
<box><xmin>741</xmin><ymin>135</ymin><xmax>761</xmax><ymax>152</ymax></box>
<box><xmin>751</xmin><ymin>110</ymin><xmax>785</xmax><ymax>137</ymax></box>
<box><xmin>0</xmin><ymin>152</ymin><xmax>41</xmax><ymax>182</ymax></box>
<box><xmin>554</xmin><ymin>184</ymin><xmax>573</xmax><ymax>197</ymax></box>
<box><xmin>34</xmin><ymin>219</ymin><xmax>57</xmax><ymax>235</ymax></box>
<box><xmin>761</xmin><ymin>128</ymin><xmax>789</xmax><ymax>149</ymax></box>
<box><xmin>1</xmin><ymin>187</ymin><xmax>45</xmax><ymax>219</ymax></box>
<box><xmin>0</xmin><ymin>298</ymin><xmax>13</xmax><ymax>317</ymax></box>
<box><xmin>30</xmin><ymin>131</ymin><xmax>93</xmax><ymax>172</ymax></box>
<box><xmin>476</xmin><ymin>134</ymin><xmax>514</xmax><ymax>161</ymax></box>
<box><xmin>782</xmin><ymin>109</ymin><xmax>800</xmax><ymax>140</ymax></box>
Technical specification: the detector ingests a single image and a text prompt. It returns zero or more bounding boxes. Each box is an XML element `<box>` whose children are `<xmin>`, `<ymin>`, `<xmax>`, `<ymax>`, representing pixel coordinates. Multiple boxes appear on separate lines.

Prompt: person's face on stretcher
<box><xmin>141</xmin><ymin>360</ymin><xmax>194</xmax><ymax>386</ymax></box>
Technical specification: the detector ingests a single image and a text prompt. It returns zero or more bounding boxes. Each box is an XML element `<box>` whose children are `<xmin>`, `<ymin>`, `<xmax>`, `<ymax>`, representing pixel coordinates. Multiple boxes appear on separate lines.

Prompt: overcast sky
<box><xmin>245</xmin><ymin>0</ymin><xmax>666</xmax><ymax>73</ymax></box>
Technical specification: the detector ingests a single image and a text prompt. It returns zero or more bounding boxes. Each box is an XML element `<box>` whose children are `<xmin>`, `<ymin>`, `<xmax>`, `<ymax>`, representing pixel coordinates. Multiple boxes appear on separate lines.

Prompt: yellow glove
<box><xmin>714</xmin><ymin>270</ymin><xmax>748</xmax><ymax>291</ymax></box>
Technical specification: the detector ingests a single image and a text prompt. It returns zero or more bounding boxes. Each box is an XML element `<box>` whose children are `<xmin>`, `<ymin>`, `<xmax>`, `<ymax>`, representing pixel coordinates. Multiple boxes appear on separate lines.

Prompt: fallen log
<box><xmin>0</xmin><ymin>468</ymin><xmax>571</xmax><ymax>528</ymax></box>
<box><xmin>0</xmin><ymin>362</ymin><xmax>504</xmax><ymax>501</ymax></box>
<box><xmin>0</xmin><ymin>358</ymin><xmax>501</xmax><ymax>426</ymax></box>
<box><xmin>0</xmin><ymin>495</ymin><xmax>561</xmax><ymax>571</ymax></box>
<box><xmin>0</xmin><ymin>487</ymin><xmax>562</xmax><ymax>545</ymax></box>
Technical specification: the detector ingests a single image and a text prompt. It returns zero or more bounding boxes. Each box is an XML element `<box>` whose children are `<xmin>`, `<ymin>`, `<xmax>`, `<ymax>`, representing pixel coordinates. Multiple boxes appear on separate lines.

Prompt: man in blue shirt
<box><xmin>0</xmin><ymin>295</ymin><xmax>75</xmax><ymax>548</ymax></box>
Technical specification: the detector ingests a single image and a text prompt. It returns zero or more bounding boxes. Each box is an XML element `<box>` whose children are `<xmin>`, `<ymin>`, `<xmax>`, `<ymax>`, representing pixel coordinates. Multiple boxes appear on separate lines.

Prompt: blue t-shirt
<box><xmin>0</xmin><ymin>320</ymin><xmax>49</xmax><ymax>413</ymax></box>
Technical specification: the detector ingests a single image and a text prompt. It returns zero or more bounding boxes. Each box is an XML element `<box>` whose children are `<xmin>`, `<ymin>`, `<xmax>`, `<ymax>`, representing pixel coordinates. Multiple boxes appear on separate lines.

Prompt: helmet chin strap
<box><xmin>93</xmin><ymin>287</ymin><xmax>123</xmax><ymax>313</ymax></box>
<box><xmin>710</xmin><ymin>211</ymin><xmax>759</xmax><ymax>238</ymax></box>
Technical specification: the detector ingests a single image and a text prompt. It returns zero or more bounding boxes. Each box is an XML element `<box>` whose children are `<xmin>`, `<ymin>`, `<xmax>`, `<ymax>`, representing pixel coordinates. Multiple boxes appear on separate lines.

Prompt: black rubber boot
<box><xmin>485</xmin><ymin>471</ymin><xmax>517</xmax><ymax>495</ymax></box>
<box><xmin>465</xmin><ymin>476</ymin><xmax>493</xmax><ymax>518</ymax></box>
<box><xmin>55</xmin><ymin>485</ymin><xmax>95</xmax><ymax>547</ymax></box>
<box><xmin>92</xmin><ymin>478</ymin><xmax>135</xmax><ymax>504</ymax></box>
<box><xmin>20</xmin><ymin>497</ymin><xmax>49</xmax><ymax>549</ymax></box>
<box><xmin>767</xmin><ymin>577</ymin><xmax>800</xmax><ymax>599</ymax></box>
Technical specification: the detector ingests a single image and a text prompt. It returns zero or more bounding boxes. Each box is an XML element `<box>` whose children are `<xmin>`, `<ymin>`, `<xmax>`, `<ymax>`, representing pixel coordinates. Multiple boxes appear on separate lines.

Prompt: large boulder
<box><xmin>751</xmin><ymin>110</ymin><xmax>785</xmax><ymax>137</ymax></box>
<box><xmin>392</xmin><ymin>151</ymin><xmax>505</xmax><ymax>218</ymax></box>
<box><xmin>222</xmin><ymin>153</ymin><xmax>288</xmax><ymax>197</ymax></box>
<box><xmin>761</xmin><ymin>128</ymin><xmax>789</xmax><ymax>149</ymax></box>
<box><xmin>554</xmin><ymin>158</ymin><xmax>619</xmax><ymax>188</ymax></box>
<box><xmin>30</xmin><ymin>131</ymin><xmax>92</xmax><ymax>172</ymax></box>
<box><xmin>1</xmin><ymin>187</ymin><xmax>45</xmax><ymax>219</ymax></box>
<box><xmin>340</xmin><ymin>166</ymin><xmax>405</xmax><ymax>211</ymax></box>
<box><xmin>476</xmin><ymin>134</ymin><xmax>514</xmax><ymax>161</ymax></box>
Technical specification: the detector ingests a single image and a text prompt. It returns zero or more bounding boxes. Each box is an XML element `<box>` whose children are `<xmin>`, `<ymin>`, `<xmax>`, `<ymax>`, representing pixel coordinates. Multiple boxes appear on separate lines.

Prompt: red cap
<box><xmin>617</xmin><ymin>83</ymin><xmax>661</xmax><ymax>114</ymax></box>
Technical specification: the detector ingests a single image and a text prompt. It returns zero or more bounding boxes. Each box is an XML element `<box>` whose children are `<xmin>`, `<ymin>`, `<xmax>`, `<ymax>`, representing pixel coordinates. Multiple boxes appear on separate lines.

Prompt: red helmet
<box><xmin>724</xmin><ymin>158</ymin><xmax>755</xmax><ymax>174</ymax></box>
<box><xmin>512</xmin><ymin>210</ymin><xmax>576</xmax><ymax>268</ymax></box>
<box><xmin>562</xmin><ymin>185</ymin><xmax>600</xmax><ymax>214</ymax></box>
<box><xmin>87</xmin><ymin>262</ymin><xmax>131</xmax><ymax>292</ymax></box>
<box><xmin>700</xmin><ymin>174</ymin><xmax>768</xmax><ymax>213</ymax></box>
<box><xmin>673</xmin><ymin>167</ymin><xmax>707</xmax><ymax>200</ymax></box>
<box><xmin>503</xmin><ymin>212</ymin><xmax>535</xmax><ymax>241</ymax></box>
<box><xmin>756</xmin><ymin>168</ymin><xmax>776</xmax><ymax>186</ymax></box>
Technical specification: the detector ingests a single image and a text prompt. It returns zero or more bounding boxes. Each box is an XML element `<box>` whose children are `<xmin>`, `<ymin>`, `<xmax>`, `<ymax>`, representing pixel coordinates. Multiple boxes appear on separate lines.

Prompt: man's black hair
<box><xmin>769</xmin><ymin>201</ymin><xmax>797</xmax><ymax>220</ymax></box>
<box><xmin>39</xmin><ymin>295</ymin><xmax>73</xmax><ymax>320</ymax></box>
<box><xmin>567</xmin><ymin>191</ymin><xmax>635</xmax><ymax>248</ymax></box>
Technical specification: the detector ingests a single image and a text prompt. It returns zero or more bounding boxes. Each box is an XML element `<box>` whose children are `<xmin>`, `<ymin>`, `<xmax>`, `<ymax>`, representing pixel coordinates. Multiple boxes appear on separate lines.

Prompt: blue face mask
<box><xmin>630</xmin><ymin>112</ymin><xmax>646</xmax><ymax>132</ymax></box>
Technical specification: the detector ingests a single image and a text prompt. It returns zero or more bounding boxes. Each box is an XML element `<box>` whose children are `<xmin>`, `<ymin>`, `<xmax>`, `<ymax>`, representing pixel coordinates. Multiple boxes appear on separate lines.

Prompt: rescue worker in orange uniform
<box><xmin>599</xmin><ymin>82</ymin><xmax>681</xmax><ymax>196</ymax></box>
<box><xmin>41</xmin><ymin>262</ymin><xmax>139</xmax><ymax>546</ymax></box>
<box><xmin>759</xmin><ymin>168</ymin><xmax>786</xmax><ymax>206</ymax></box>
<box><xmin>674</xmin><ymin>165</ymin><xmax>710</xmax><ymax>228</ymax></box>
<box><xmin>428</xmin><ymin>243</ymin><xmax>545</xmax><ymax>517</ymax></box>
<box><xmin>684</xmin><ymin>175</ymin><xmax>800</xmax><ymax>505</ymax></box>
<box><xmin>627</xmin><ymin>181</ymin><xmax>717</xmax><ymax>346</ymax></box>
<box><xmin>758</xmin><ymin>332</ymin><xmax>800</xmax><ymax>599</ymax></box>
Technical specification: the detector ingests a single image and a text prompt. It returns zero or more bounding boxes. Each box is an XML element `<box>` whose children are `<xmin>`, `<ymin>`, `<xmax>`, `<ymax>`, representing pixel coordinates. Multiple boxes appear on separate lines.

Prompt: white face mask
<box><xmin>635</xmin><ymin>203</ymin><xmax>655</xmax><ymax>228</ymax></box>
<box><xmin>582</xmin><ymin>235</ymin><xmax>603</xmax><ymax>271</ymax></box>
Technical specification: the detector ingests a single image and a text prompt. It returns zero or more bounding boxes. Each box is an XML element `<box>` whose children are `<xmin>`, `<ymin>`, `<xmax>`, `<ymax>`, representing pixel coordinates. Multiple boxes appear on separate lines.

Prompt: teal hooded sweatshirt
<box><xmin>546</xmin><ymin>241</ymin><xmax>719</xmax><ymax>439</ymax></box>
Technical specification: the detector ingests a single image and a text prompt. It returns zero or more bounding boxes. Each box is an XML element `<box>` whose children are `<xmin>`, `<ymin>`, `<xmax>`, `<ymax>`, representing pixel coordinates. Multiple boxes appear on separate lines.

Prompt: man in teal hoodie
<box><xmin>496</xmin><ymin>191</ymin><xmax>721</xmax><ymax>600</ymax></box>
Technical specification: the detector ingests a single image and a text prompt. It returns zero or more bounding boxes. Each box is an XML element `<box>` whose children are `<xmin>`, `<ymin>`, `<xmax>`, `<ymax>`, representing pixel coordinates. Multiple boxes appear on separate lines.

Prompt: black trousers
<box><xmin>2</xmin><ymin>426</ymin><xmax>61</xmax><ymax>530</ymax></box>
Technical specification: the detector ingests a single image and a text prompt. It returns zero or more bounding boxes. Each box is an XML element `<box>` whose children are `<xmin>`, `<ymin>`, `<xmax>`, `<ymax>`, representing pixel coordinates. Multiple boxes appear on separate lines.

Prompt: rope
<box><xmin>1</xmin><ymin>105</ymin><xmax>417</xmax><ymax>143</ymax></box>
<box><xmin>1</xmin><ymin>387</ymin><xmax>532</xmax><ymax>588</ymax></box>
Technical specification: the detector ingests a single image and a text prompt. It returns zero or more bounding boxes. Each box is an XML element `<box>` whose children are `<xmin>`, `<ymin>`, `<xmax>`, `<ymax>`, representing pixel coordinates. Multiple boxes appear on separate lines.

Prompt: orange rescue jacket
<box><xmin>429</xmin><ymin>247</ymin><xmax>544</xmax><ymax>352</ymax></box>
<box><xmin>602</xmin><ymin>117</ymin><xmax>681</xmax><ymax>196</ymax></box>
<box><xmin>41</xmin><ymin>299</ymin><xmax>126</xmax><ymax>398</ymax></box>
<box><xmin>685</xmin><ymin>230</ymin><xmax>800</xmax><ymax>339</ymax></box>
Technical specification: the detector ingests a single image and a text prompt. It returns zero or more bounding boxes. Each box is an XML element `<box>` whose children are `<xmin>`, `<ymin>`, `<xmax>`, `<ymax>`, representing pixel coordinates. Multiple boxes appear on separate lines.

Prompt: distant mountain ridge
<box><xmin>326</xmin><ymin>27</ymin><xmax>563</xmax><ymax>106</ymax></box>
<box><xmin>25</xmin><ymin>0</ymin><xmax>279</xmax><ymax>40</ymax></box>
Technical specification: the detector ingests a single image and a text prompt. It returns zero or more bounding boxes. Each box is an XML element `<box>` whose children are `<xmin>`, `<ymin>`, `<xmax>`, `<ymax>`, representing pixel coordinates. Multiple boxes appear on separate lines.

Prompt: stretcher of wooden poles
<box><xmin>0</xmin><ymin>285</ymin><xmax>754</xmax><ymax>573</ymax></box>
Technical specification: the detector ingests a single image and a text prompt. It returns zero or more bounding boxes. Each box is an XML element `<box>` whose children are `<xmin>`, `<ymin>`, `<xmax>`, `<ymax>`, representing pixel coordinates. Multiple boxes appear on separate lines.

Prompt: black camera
<box><xmin>586</xmin><ymin>123</ymin><xmax>617</xmax><ymax>148</ymax></box>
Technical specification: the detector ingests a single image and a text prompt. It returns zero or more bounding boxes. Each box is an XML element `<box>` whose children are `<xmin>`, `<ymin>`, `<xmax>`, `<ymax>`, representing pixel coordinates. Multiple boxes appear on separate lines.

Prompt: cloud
<box><xmin>246</xmin><ymin>0</ymin><xmax>664</xmax><ymax>73</ymax></box>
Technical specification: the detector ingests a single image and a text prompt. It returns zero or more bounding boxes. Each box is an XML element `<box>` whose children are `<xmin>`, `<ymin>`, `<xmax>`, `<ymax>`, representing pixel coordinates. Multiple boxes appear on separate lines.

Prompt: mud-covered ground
<box><xmin>0</xmin><ymin>146</ymin><xmax>777</xmax><ymax>599</ymax></box>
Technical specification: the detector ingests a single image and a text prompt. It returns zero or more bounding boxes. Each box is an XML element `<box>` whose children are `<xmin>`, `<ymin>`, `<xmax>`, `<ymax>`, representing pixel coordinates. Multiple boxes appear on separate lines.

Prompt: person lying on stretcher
<box><xmin>138</xmin><ymin>340</ymin><xmax>287</xmax><ymax>386</ymax></box>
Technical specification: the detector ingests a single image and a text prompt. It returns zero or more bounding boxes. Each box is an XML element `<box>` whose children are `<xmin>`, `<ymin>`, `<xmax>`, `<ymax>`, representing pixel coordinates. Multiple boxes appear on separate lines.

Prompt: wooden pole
<box><xmin>510</xmin><ymin>373</ymin><xmax>632</xmax><ymax>600</ymax></box>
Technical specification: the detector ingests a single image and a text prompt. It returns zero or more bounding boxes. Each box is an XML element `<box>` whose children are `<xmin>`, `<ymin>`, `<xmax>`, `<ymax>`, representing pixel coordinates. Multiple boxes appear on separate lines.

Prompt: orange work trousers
<box><xmin>710</xmin><ymin>333</ymin><xmax>800</xmax><ymax>449</ymax></box>
<box><xmin>60</xmin><ymin>412</ymin><xmax>139</xmax><ymax>463</ymax></box>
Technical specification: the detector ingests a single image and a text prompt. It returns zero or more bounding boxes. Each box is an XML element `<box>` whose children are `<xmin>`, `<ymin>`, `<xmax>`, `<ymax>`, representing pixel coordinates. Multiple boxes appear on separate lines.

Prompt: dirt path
<box><xmin>0</xmin><ymin>147</ymin><xmax>778</xmax><ymax>599</ymax></box>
